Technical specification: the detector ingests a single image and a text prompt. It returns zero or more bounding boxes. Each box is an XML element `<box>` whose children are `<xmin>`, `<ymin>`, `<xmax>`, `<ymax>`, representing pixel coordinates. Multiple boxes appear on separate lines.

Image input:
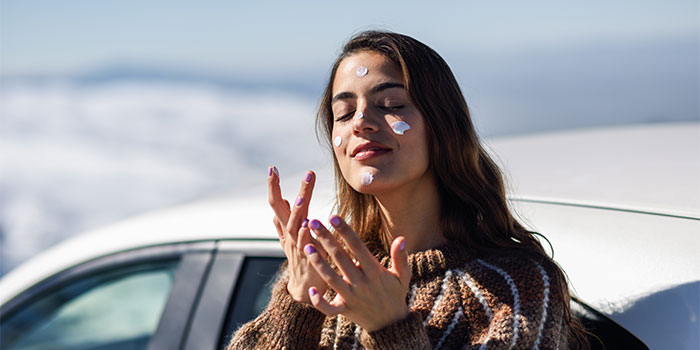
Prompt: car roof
<box><xmin>485</xmin><ymin>122</ymin><xmax>699</xmax><ymax>219</ymax></box>
<box><xmin>2</xmin><ymin>122</ymin><xmax>698</xmax><ymax>306</ymax></box>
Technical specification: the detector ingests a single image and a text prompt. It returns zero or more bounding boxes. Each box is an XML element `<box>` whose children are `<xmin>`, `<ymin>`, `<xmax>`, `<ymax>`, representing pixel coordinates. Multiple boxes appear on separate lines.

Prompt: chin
<box><xmin>350</xmin><ymin>180</ymin><xmax>391</xmax><ymax>196</ymax></box>
<box><xmin>350</xmin><ymin>183</ymin><xmax>373</xmax><ymax>194</ymax></box>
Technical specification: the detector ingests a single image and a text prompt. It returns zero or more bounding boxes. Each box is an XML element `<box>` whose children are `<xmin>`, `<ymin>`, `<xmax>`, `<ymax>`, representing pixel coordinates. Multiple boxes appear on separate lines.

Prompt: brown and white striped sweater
<box><xmin>228</xmin><ymin>242</ymin><xmax>569</xmax><ymax>350</ymax></box>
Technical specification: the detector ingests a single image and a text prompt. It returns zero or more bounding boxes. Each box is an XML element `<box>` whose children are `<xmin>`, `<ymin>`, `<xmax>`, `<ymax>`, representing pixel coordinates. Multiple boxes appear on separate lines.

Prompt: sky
<box><xmin>2</xmin><ymin>1</ymin><xmax>698</xmax><ymax>78</ymax></box>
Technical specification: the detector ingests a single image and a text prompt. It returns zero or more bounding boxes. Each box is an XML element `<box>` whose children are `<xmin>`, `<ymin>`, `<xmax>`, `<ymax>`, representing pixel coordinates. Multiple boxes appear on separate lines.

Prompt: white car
<box><xmin>0</xmin><ymin>122</ymin><xmax>697</xmax><ymax>350</ymax></box>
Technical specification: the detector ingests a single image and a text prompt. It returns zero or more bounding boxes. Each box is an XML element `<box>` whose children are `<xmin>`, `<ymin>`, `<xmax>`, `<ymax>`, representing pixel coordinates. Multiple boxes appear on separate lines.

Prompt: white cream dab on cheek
<box><xmin>361</xmin><ymin>172</ymin><xmax>374</xmax><ymax>185</ymax></box>
<box><xmin>334</xmin><ymin>136</ymin><xmax>342</xmax><ymax>147</ymax></box>
<box><xmin>356</xmin><ymin>66</ymin><xmax>368</xmax><ymax>77</ymax></box>
<box><xmin>391</xmin><ymin>121</ymin><xmax>411</xmax><ymax>135</ymax></box>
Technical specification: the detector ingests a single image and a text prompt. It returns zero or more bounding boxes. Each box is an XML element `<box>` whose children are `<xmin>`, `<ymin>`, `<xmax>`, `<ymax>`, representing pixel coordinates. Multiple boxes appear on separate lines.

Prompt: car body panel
<box><xmin>513</xmin><ymin>200</ymin><xmax>699</xmax><ymax>311</ymax></box>
<box><xmin>512</xmin><ymin>200</ymin><xmax>699</xmax><ymax>349</ymax></box>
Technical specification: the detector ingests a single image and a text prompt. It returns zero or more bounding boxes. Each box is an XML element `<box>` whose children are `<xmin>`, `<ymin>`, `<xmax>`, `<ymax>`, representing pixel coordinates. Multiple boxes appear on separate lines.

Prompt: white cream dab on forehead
<box><xmin>361</xmin><ymin>172</ymin><xmax>374</xmax><ymax>185</ymax></box>
<box><xmin>391</xmin><ymin>121</ymin><xmax>411</xmax><ymax>135</ymax></box>
<box><xmin>333</xmin><ymin>136</ymin><xmax>342</xmax><ymax>147</ymax></box>
<box><xmin>356</xmin><ymin>66</ymin><xmax>368</xmax><ymax>77</ymax></box>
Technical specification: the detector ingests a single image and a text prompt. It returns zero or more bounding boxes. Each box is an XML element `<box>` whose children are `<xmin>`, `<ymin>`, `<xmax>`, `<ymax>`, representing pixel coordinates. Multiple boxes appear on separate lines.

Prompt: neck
<box><xmin>374</xmin><ymin>173</ymin><xmax>447</xmax><ymax>253</ymax></box>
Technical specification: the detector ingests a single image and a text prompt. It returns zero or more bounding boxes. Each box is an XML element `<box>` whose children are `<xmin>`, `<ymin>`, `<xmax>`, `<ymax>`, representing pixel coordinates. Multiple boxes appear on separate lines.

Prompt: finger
<box><xmin>272</xmin><ymin>216</ymin><xmax>285</xmax><ymax>242</ymax></box>
<box><xmin>267</xmin><ymin>166</ymin><xmax>290</xmax><ymax>224</ymax></box>
<box><xmin>286</xmin><ymin>171</ymin><xmax>316</xmax><ymax>237</ymax></box>
<box><xmin>309</xmin><ymin>220</ymin><xmax>363</xmax><ymax>282</ymax></box>
<box><xmin>296</xmin><ymin>219</ymin><xmax>312</xmax><ymax>250</ymax></box>
<box><xmin>389</xmin><ymin>236</ymin><xmax>411</xmax><ymax>288</ymax></box>
<box><xmin>328</xmin><ymin>215</ymin><xmax>381</xmax><ymax>277</ymax></box>
<box><xmin>297</xmin><ymin>172</ymin><xmax>314</xmax><ymax>221</ymax></box>
<box><xmin>303</xmin><ymin>243</ymin><xmax>352</xmax><ymax>296</ymax></box>
<box><xmin>298</xmin><ymin>220</ymin><xmax>329</xmax><ymax>261</ymax></box>
<box><xmin>309</xmin><ymin>286</ymin><xmax>345</xmax><ymax>316</ymax></box>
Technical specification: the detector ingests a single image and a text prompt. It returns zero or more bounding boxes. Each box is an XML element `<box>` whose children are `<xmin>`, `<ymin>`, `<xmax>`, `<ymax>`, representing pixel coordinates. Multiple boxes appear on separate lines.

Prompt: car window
<box><xmin>0</xmin><ymin>260</ymin><xmax>179</xmax><ymax>350</ymax></box>
<box><xmin>218</xmin><ymin>257</ymin><xmax>285</xmax><ymax>348</ymax></box>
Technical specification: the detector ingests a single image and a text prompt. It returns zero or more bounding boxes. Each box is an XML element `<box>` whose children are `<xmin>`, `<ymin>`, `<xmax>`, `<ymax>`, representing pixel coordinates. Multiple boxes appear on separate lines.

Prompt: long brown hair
<box><xmin>316</xmin><ymin>30</ymin><xmax>587</xmax><ymax>347</ymax></box>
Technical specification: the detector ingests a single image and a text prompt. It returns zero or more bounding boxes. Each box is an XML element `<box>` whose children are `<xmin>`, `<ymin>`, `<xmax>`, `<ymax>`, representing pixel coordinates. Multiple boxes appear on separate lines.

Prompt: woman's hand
<box><xmin>267</xmin><ymin>166</ymin><xmax>328</xmax><ymax>304</ymax></box>
<box><xmin>303</xmin><ymin>216</ymin><xmax>411</xmax><ymax>332</ymax></box>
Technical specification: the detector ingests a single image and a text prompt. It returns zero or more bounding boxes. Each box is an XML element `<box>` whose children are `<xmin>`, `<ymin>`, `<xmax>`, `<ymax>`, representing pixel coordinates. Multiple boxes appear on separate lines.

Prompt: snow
<box><xmin>0</xmin><ymin>81</ymin><xmax>325</xmax><ymax>274</ymax></box>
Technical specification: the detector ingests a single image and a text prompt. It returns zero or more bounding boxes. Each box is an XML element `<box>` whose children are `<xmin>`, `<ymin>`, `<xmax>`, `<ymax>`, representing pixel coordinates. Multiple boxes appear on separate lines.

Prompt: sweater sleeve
<box><xmin>359</xmin><ymin>311</ymin><xmax>432</xmax><ymax>350</ymax></box>
<box><xmin>226</xmin><ymin>269</ymin><xmax>326</xmax><ymax>350</ymax></box>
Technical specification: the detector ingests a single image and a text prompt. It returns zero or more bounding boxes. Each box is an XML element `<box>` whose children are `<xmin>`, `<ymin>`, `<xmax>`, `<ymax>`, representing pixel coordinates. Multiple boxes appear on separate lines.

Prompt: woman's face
<box><xmin>331</xmin><ymin>51</ymin><xmax>432</xmax><ymax>195</ymax></box>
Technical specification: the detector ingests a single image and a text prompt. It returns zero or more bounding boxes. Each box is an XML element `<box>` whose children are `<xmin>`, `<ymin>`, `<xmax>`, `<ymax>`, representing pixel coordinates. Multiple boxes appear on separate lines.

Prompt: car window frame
<box><xmin>0</xmin><ymin>241</ymin><xmax>217</xmax><ymax>350</ymax></box>
<box><xmin>182</xmin><ymin>239</ymin><xmax>283</xmax><ymax>350</ymax></box>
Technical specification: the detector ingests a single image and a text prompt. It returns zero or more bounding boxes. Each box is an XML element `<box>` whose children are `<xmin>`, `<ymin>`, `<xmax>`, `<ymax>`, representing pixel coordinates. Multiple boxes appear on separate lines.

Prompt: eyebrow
<box><xmin>331</xmin><ymin>82</ymin><xmax>405</xmax><ymax>104</ymax></box>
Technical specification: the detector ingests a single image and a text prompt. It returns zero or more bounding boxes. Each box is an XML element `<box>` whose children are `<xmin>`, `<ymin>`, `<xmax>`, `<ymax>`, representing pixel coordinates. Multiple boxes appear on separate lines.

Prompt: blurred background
<box><xmin>0</xmin><ymin>0</ymin><xmax>698</xmax><ymax>275</ymax></box>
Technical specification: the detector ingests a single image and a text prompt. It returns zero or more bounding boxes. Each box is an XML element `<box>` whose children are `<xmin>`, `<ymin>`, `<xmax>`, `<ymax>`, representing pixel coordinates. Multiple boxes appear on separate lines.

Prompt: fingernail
<box><xmin>305</xmin><ymin>172</ymin><xmax>312</xmax><ymax>183</ymax></box>
<box><xmin>304</xmin><ymin>244</ymin><xmax>316</xmax><ymax>255</ymax></box>
<box><xmin>309</xmin><ymin>287</ymin><xmax>317</xmax><ymax>297</ymax></box>
<box><xmin>268</xmin><ymin>166</ymin><xmax>273</xmax><ymax>176</ymax></box>
<box><xmin>399</xmin><ymin>240</ymin><xmax>406</xmax><ymax>251</ymax></box>
<box><xmin>295</xmin><ymin>196</ymin><xmax>303</xmax><ymax>206</ymax></box>
<box><xmin>272</xmin><ymin>166</ymin><xmax>279</xmax><ymax>177</ymax></box>
<box><xmin>330</xmin><ymin>216</ymin><xmax>341</xmax><ymax>227</ymax></box>
<box><xmin>310</xmin><ymin>219</ymin><xmax>321</xmax><ymax>230</ymax></box>
<box><xmin>302</xmin><ymin>219</ymin><xmax>309</xmax><ymax>228</ymax></box>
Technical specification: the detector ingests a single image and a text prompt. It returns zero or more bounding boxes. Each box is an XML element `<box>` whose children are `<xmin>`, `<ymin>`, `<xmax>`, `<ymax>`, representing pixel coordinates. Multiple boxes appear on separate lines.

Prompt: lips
<box><xmin>351</xmin><ymin>141</ymin><xmax>392</xmax><ymax>160</ymax></box>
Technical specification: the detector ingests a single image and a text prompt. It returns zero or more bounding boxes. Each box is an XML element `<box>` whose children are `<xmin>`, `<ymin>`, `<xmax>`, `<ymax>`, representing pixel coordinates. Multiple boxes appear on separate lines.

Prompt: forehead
<box><xmin>332</xmin><ymin>51</ymin><xmax>403</xmax><ymax>94</ymax></box>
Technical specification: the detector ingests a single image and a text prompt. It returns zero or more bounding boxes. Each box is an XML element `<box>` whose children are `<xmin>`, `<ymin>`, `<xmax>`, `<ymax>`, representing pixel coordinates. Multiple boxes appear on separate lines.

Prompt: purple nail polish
<box><xmin>272</xmin><ymin>166</ymin><xmax>279</xmax><ymax>177</ymax></box>
<box><xmin>305</xmin><ymin>172</ymin><xmax>312</xmax><ymax>183</ymax></box>
<box><xmin>400</xmin><ymin>240</ymin><xmax>406</xmax><ymax>251</ymax></box>
<box><xmin>309</xmin><ymin>287</ymin><xmax>317</xmax><ymax>297</ymax></box>
<box><xmin>268</xmin><ymin>167</ymin><xmax>273</xmax><ymax>176</ymax></box>
<box><xmin>295</xmin><ymin>196</ymin><xmax>303</xmax><ymax>206</ymax></box>
<box><xmin>310</xmin><ymin>219</ymin><xmax>321</xmax><ymax>230</ymax></box>
<box><xmin>302</xmin><ymin>219</ymin><xmax>309</xmax><ymax>228</ymax></box>
<box><xmin>304</xmin><ymin>244</ymin><xmax>316</xmax><ymax>255</ymax></box>
<box><xmin>330</xmin><ymin>216</ymin><xmax>341</xmax><ymax>227</ymax></box>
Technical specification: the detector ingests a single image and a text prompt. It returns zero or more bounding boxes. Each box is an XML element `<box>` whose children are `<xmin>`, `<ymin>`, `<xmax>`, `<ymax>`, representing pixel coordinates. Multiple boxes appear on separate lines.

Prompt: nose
<box><xmin>352</xmin><ymin>104</ymin><xmax>380</xmax><ymax>135</ymax></box>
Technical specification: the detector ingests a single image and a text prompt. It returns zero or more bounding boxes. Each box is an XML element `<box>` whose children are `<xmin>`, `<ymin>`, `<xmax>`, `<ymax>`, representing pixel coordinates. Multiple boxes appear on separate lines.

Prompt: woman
<box><xmin>228</xmin><ymin>31</ymin><xmax>585</xmax><ymax>349</ymax></box>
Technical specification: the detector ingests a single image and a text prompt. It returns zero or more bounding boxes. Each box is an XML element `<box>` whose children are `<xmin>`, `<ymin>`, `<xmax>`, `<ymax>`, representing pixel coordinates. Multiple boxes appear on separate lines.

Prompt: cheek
<box><xmin>405</xmin><ymin>121</ymin><xmax>431</xmax><ymax>165</ymax></box>
<box><xmin>331</xmin><ymin>128</ymin><xmax>346</xmax><ymax>159</ymax></box>
<box><xmin>331</xmin><ymin>131</ymin><xmax>353</xmax><ymax>182</ymax></box>
<box><xmin>333</xmin><ymin>135</ymin><xmax>342</xmax><ymax>148</ymax></box>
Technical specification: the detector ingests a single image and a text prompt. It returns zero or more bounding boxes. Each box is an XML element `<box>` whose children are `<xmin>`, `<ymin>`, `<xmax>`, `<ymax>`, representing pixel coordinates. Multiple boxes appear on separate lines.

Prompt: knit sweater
<box><xmin>227</xmin><ymin>241</ymin><xmax>569</xmax><ymax>350</ymax></box>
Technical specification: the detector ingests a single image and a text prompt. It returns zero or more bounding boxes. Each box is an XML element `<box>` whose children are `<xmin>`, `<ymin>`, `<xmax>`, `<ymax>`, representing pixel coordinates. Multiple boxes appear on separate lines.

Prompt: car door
<box><xmin>179</xmin><ymin>240</ymin><xmax>284</xmax><ymax>350</ymax></box>
<box><xmin>0</xmin><ymin>242</ymin><xmax>217</xmax><ymax>350</ymax></box>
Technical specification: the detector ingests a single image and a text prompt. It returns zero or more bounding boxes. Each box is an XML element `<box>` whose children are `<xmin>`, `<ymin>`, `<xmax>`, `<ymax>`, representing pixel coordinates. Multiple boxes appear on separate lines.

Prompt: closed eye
<box><xmin>334</xmin><ymin>111</ymin><xmax>355</xmax><ymax>122</ymax></box>
<box><xmin>379</xmin><ymin>105</ymin><xmax>404</xmax><ymax>112</ymax></box>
